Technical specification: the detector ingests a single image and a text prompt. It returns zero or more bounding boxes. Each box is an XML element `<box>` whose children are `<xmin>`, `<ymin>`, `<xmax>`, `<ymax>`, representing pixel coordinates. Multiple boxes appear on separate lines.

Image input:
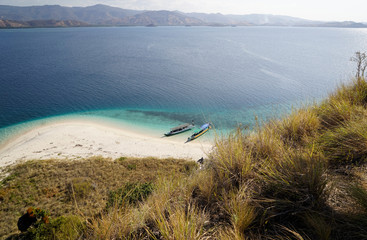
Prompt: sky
<box><xmin>1</xmin><ymin>0</ymin><xmax>367</xmax><ymax>22</ymax></box>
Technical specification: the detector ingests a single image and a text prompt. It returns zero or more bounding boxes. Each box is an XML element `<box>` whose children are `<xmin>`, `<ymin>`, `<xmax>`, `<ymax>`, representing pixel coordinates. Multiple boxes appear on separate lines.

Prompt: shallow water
<box><xmin>1</xmin><ymin>26</ymin><xmax>366</xmax><ymax>142</ymax></box>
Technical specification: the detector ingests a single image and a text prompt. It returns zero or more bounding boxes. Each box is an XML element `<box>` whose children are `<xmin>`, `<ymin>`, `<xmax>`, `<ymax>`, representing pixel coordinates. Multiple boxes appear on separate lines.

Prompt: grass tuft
<box><xmin>303</xmin><ymin>213</ymin><xmax>332</xmax><ymax>240</ymax></box>
<box><xmin>224</xmin><ymin>185</ymin><xmax>257</xmax><ymax>237</ymax></box>
<box><xmin>210</xmin><ymin>127</ymin><xmax>255</xmax><ymax>189</ymax></box>
<box><xmin>320</xmin><ymin>118</ymin><xmax>367</xmax><ymax>166</ymax></box>
<box><xmin>275</xmin><ymin>108</ymin><xmax>320</xmax><ymax>147</ymax></box>
<box><xmin>349</xmin><ymin>183</ymin><xmax>367</xmax><ymax>212</ymax></box>
<box><xmin>149</xmin><ymin>203</ymin><xmax>209</xmax><ymax>240</ymax></box>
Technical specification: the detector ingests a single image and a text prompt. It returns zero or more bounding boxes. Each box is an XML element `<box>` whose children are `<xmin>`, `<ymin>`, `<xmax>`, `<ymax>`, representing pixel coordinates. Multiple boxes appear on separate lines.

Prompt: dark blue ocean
<box><xmin>0</xmin><ymin>26</ymin><xmax>366</xmax><ymax>141</ymax></box>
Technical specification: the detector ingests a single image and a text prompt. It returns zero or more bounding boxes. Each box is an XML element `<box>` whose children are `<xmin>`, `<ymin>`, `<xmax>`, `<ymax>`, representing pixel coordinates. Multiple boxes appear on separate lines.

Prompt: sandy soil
<box><xmin>0</xmin><ymin>120</ymin><xmax>212</xmax><ymax>168</ymax></box>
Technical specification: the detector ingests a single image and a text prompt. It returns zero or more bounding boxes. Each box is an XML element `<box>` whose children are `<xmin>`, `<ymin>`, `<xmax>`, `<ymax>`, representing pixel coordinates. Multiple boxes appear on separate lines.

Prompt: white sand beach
<box><xmin>0</xmin><ymin>120</ymin><xmax>212</xmax><ymax>168</ymax></box>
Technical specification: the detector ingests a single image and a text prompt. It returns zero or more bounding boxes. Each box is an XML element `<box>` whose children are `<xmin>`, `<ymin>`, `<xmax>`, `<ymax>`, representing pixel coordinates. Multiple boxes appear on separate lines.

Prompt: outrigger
<box><xmin>186</xmin><ymin>123</ymin><xmax>210</xmax><ymax>142</ymax></box>
<box><xmin>164</xmin><ymin>121</ymin><xmax>195</xmax><ymax>136</ymax></box>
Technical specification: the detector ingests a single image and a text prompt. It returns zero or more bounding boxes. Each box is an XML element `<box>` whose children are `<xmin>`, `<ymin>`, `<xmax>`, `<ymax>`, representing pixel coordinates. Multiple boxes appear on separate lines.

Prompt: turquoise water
<box><xmin>0</xmin><ymin>26</ymin><xmax>366</xmax><ymax>142</ymax></box>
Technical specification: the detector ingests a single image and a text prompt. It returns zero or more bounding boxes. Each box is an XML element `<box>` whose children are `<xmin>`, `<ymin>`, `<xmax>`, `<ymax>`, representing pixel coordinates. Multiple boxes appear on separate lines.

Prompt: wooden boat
<box><xmin>186</xmin><ymin>123</ymin><xmax>210</xmax><ymax>142</ymax></box>
<box><xmin>164</xmin><ymin>122</ymin><xmax>194</xmax><ymax>136</ymax></box>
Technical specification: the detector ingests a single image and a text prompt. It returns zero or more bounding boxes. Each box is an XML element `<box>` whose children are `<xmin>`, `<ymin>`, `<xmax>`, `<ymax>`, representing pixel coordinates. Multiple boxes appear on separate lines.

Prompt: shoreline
<box><xmin>0</xmin><ymin>119</ymin><xmax>212</xmax><ymax>168</ymax></box>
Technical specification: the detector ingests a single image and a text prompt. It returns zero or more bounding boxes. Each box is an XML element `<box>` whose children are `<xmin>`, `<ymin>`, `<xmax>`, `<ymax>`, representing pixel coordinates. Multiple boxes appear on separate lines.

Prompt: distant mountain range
<box><xmin>0</xmin><ymin>4</ymin><xmax>366</xmax><ymax>28</ymax></box>
<box><xmin>0</xmin><ymin>19</ymin><xmax>88</xmax><ymax>28</ymax></box>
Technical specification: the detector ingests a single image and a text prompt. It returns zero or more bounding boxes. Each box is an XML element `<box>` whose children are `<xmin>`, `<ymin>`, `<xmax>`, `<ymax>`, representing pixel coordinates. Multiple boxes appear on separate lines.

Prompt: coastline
<box><xmin>0</xmin><ymin>119</ymin><xmax>212</xmax><ymax>168</ymax></box>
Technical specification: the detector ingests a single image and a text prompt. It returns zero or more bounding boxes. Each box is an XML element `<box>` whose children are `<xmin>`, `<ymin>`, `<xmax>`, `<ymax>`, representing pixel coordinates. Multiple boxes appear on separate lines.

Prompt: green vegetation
<box><xmin>0</xmin><ymin>157</ymin><xmax>197</xmax><ymax>239</ymax></box>
<box><xmin>24</xmin><ymin>215</ymin><xmax>85</xmax><ymax>240</ymax></box>
<box><xmin>106</xmin><ymin>182</ymin><xmax>154</xmax><ymax>208</ymax></box>
<box><xmin>3</xmin><ymin>76</ymin><xmax>367</xmax><ymax>239</ymax></box>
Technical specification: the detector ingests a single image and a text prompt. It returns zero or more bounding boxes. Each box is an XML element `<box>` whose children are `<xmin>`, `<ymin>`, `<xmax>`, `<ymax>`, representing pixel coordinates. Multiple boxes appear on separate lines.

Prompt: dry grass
<box><xmin>85</xmin><ymin>202</ymin><xmax>147</xmax><ymax>239</ymax></box>
<box><xmin>331</xmin><ymin>77</ymin><xmax>367</xmax><ymax>106</ymax></box>
<box><xmin>211</xmin><ymin>128</ymin><xmax>256</xmax><ymax>189</ymax></box>
<box><xmin>274</xmin><ymin>108</ymin><xmax>321</xmax><ymax>147</ymax></box>
<box><xmin>149</xmin><ymin>203</ymin><xmax>209</xmax><ymax>240</ymax></box>
<box><xmin>349</xmin><ymin>184</ymin><xmax>367</xmax><ymax>212</ymax></box>
<box><xmin>320</xmin><ymin>118</ymin><xmax>367</xmax><ymax>166</ymax></box>
<box><xmin>223</xmin><ymin>185</ymin><xmax>257</xmax><ymax>237</ymax></box>
<box><xmin>0</xmin><ymin>156</ymin><xmax>197</xmax><ymax>238</ymax></box>
<box><xmin>4</xmin><ymin>77</ymin><xmax>367</xmax><ymax>239</ymax></box>
<box><xmin>303</xmin><ymin>213</ymin><xmax>332</xmax><ymax>240</ymax></box>
<box><xmin>317</xmin><ymin>98</ymin><xmax>365</xmax><ymax>129</ymax></box>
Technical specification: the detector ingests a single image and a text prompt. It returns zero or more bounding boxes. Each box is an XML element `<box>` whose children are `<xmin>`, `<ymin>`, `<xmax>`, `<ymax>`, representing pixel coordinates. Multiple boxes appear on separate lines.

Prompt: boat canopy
<box><xmin>171</xmin><ymin>123</ymin><xmax>191</xmax><ymax>131</ymax></box>
<box><xmin>200</xmin><ymin>123</ymin><xmax>210</xmax><ymax>130</ymax></box>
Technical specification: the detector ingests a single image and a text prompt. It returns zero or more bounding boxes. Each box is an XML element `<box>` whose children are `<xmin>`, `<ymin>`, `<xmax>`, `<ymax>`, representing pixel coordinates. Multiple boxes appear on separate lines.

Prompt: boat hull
<box><xmin>187</xmin><ymin>125</ymin><xmax>210</xmax><ymax>142</ymax></box>
<box><xmin>164</xmin><ymin>126</ymin><xmax>193</xmax><ymax>136</ymax></box>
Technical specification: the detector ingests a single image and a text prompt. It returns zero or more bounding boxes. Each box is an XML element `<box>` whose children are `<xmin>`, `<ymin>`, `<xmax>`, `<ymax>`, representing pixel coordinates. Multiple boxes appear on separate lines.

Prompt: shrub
<box><xmin>127</xmin><ymin>164</ymin><xmax>137</xmax><ymax>170</ymax></box>
<box><xmin>117</xmin><ymin>156</ymin><xmax>127</xmax><ymax>161</ymax></box>
<box><xmin>25</xmin><ymin>215</ymin><xmax>85</xmax><ymax>240</ymax></box>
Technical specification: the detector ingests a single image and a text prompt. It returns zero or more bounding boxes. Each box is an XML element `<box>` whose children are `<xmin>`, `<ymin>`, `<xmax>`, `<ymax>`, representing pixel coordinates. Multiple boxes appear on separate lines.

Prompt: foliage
<box><xmin>127</xmin><ymin>163</ymin><xmax>137</xmax><ymax>170</ymax></box>
<box><xmin>25</xmin><ymin>215</ymin><xmax>85</xmax><ymax>240</ymax></box>
<box><xmin>106</xmin><ymin>182</ymin><xmax>154</xmax><ymax>209</ymax></box>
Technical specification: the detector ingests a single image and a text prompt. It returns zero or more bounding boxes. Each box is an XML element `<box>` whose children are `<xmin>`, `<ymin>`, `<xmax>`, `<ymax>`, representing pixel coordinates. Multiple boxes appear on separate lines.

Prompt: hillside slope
<box><xmin>2</xmin><ymin>77</ymin><xmax>367</xmax><ymax>239</ymax></box>
<box><xmin>0</xmin><ymin>5</ymin><xmax>203</xmax><ymax>26</ymax></box>
<box><xmin>0</xmin><ymin>19</ymin><xmax>88</xmax><ymax>28</ymax></box>
<box><xmin>0</xmin><ymin>4</ymin><xmax>141</xmax><ymax>24</ymax></box>
<box><xmin>0</xmin><ymin>4</ymin><xmax>366</xmax><ymax>27</ymax></box>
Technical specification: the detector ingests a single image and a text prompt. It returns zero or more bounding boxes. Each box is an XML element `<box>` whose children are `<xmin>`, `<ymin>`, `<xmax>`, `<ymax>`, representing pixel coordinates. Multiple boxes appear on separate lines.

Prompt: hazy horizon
<box><xmin>0</xmin><ymin>0</ymin><xmax>366</xmax><ymax>22</ymax></box>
